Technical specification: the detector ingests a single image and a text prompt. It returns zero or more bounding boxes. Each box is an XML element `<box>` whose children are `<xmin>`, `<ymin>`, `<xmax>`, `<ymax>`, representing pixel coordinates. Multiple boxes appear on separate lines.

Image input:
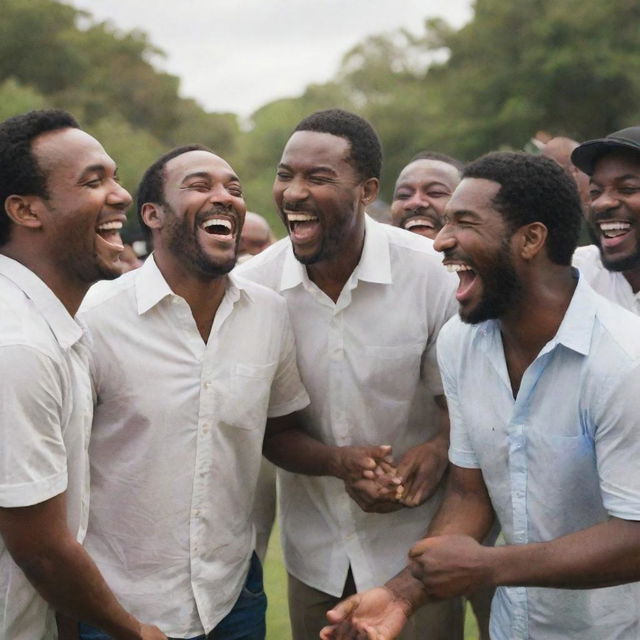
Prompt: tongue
<box><xmin>98</xmin><ymin>229</ymin><xmax>124</xmax><ymax>250</ymax></box>
<box><xmin>456</xmin><ymin>270</ymin><xmax>477</xmax><ymax>302</ymax></box>
<box><xmin>292</xmin><ymin>220</ymin><xmax>319</xmax><ymax>242</ymax></box>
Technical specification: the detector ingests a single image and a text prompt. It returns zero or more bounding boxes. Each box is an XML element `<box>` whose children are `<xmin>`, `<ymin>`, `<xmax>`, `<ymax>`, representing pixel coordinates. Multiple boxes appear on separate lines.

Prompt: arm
<box><xmin>320</xmin><ymin>464</ymin><xmax>494</xmax><ymax>639</ymax></box>
<box><xmin>0</xmin><ymin>494</ymin><xmax>165</xmax><ymax>640</ymax></box>
<box><xmin>263</xmin><ymin>413</ymin><xmax>402</xmax><ymax>512</ymax></box>
<box><xmin>395</xmin><ymin>394</ymin><xmax>450</xmax><ymax>507</ymax></box>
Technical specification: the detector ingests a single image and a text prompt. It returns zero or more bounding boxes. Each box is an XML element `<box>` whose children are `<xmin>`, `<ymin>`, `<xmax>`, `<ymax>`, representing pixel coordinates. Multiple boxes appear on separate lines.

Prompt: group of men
<box><xmin>2</xmin><ymin>105</ymin><xmax>640</xmax><ymax>640</ymax></box>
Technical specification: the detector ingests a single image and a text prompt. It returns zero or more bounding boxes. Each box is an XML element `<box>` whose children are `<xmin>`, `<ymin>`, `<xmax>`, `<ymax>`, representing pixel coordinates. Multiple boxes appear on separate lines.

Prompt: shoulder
<box><xmin>592</xmin><ymin>293</ymin><xmax>640</xmax><ymax>362</ymax></box>
<box><xmin>234</xmin><ymin>239</ymin><xmax>290</xmax><ymax>288</ymax></box>
<box><xmin>572</xmin><ymin>244</ymin><xmax>602</xmax><ymax>273</ymax></box>
<box><xmin>233</xmin><ymin>274</ymin><xmax>287</xmax><ymax>311</ymax></box>
<box><xmin>79</xmin><ymin>271</ymin><xmax>137</xmax><ymax>317</ymax></box>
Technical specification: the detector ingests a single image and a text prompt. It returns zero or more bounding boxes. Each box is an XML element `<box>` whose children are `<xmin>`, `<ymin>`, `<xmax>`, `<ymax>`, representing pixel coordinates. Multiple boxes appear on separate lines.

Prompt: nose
<box><xmin>433</xmin><ymin>224</ymin><xmax>454</xmax><ymax>252</ymax></box>
<box><xmin>403</xmin><ymin>193</ymin><xmax>426</xmax><ymax>211</ymax></box>
<box><xmin>591</xmin><ymin>187</ymin><xmax>620</xmax><ymax>214</ymax></box>
<box><xmin>107</xmin><ymin>181</ymin><xmax>132</xmax><ymax>210</ymax></box>
<box><xmin>208</xmin><ymin>182</ymin><xmax>236</xmax><ymax>208</ymax></box>
<box><xmin>281</xmin><ymin>176</ymin><xmax>309</xmax><ymax>203</ymax></box>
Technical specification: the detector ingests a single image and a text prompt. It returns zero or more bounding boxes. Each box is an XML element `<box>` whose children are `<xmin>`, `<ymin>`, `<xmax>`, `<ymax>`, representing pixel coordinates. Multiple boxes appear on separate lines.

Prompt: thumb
<box><xmin>409</xmin><ymin>537</ymin><xmax>431</xmax><ymax>558</ymax></box>
<box><xmin>326</xmin><ymin>595</ymin><xmax>359</xmax><ymax>624</ymax></box>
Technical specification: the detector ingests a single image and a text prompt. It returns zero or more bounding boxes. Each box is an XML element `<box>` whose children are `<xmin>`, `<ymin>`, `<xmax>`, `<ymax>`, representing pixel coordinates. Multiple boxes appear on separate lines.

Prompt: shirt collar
<box><xmin>278</xmin><ymin>214</ymin><xmax>392</xmax><ymax>292</ymax></box>
<box><xmin>135</xmin><ymin>253</ymin><xmax>252</xmax><ymax>314</ymax></box>
<box><xmin>548</xmin><ymin>270</ymin><xmax>596</xmax><ymax>356</ymax></box>
<box><xmin>0</xmin><ymin>254</ymin><xmax>83</xmax><ymax>349</ymax></box>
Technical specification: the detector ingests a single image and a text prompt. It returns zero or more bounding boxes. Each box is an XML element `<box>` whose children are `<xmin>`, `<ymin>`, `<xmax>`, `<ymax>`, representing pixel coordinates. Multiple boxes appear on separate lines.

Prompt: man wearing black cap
<box><xmin>572</xmin><ymin>127</ymin><xmax>640</xmax><ymax>314</ymax></box>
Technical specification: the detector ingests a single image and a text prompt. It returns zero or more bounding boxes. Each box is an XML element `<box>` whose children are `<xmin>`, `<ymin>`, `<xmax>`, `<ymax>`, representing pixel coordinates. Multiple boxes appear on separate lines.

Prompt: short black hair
<box><xmin>463</xmin><ymin>152</ymin><xmax>581</xmax><ymax>265</ymax></box>
<box><xmin>0</xmin><ymin>109</ymin><xmax>79</xmax><ymax>246</ymax></box>
<box><xmin>293</xmin><ymin>108</ymin><xmax>382</xmax><ymax>180</ymax></box>
<box><xmin>408</xmin><ymin>151</ymin><xmax>465</xmax><ymax>173</ymax></box>
<box><xmin>136</xmin><ymin>144</ymin><xmax>214</xmax><ymax>239</ymax></box>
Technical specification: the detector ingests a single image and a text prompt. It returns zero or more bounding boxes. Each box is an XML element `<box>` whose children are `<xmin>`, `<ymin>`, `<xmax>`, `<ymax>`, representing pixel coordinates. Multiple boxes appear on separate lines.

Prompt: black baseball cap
<box><xmin>571</xmin><ymin>126</ymin><xmax>640</xmax><ymax>175</ymax></box>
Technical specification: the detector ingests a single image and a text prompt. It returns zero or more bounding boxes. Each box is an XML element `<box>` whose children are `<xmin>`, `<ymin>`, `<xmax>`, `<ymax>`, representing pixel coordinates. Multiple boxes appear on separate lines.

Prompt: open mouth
<box><xmin>200</xmin><ymin>217</ymin><xmax>236</xmax><ymax>237</ymax></box>
<box><xmin>286</xmin><ymin>212</ymin><xmax>320</xmax><ymax>242</ymax></box>
<box><xmin>445</xmin><ymin>262</ymin><xmax>478</xmax><ymax>302</ymax></box>
<box><xmin>403</xmin><ymin>216</ymin><xmax>437</xmax><ymax>234</ymax></box>
<box><xmin>96</xmin><ymin>219</ymin><xmax>125</xmax><ymax>250</ymax></box>
<box><xmin>598</xmin><ymin>221</ymin><xmax>630</xmax><ymax>239</ymax></box>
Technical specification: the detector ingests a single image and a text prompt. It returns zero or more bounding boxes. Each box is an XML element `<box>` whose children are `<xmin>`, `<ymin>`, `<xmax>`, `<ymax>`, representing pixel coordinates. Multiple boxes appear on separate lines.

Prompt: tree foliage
<box><xmin>2</xmin><ymin>0</ymin><xmax>640</xmax><ymax>227</ymax></box>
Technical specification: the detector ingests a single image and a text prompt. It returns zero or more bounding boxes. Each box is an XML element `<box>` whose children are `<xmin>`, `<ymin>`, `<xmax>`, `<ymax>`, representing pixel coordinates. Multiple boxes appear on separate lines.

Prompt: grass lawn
<box><xmin>263</xmin><ymin>524</ymin><xmax>480</xmax><ymax>640</ymax></box>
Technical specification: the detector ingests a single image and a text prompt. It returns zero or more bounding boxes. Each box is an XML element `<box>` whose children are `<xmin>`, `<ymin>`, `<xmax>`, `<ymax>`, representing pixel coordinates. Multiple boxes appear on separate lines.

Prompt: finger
<box><xmin>409</xmin><ymin>537</ymin><xmax>431</xmax><ymax>557</ymax></box>
<box><xmin>320</xmin><ymin>625</ymin><xmax>337</xmax><ymax>640</ymax></box>
<box><xmin>326</xmin><ymin>596</ymin><xmax>358</xmax><ymax>624</ymax></box>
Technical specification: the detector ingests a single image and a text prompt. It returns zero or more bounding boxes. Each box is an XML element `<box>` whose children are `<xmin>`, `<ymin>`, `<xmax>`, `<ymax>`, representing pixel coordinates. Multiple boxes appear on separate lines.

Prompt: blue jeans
<box><xmin>79</xmin><ymin>552</ymin><xmax>267</xmax><ymax>640</ymax></box>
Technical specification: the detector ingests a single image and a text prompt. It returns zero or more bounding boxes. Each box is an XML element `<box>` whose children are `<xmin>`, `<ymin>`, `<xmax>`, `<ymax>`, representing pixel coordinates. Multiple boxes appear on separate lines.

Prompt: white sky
<box><xmin>68</xmin><ymin>0</ymin><xmax>473</xmax><ymax>117</ymax></box>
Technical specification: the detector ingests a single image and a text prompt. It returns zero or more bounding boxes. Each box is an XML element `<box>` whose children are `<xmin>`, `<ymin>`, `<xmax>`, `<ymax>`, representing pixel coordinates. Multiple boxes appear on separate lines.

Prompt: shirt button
<box><xmin>203</xmin><ymin>380</ymin><xmax>212</xmax><ymax>389</ymax></box>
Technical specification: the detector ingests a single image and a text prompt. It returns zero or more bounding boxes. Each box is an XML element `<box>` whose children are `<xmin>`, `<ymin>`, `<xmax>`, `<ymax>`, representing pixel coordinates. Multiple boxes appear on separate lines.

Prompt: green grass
<box><xmin>263</xmin><ymin>524</ymin><xmax>480</xmax><ymax>640</ymax></box>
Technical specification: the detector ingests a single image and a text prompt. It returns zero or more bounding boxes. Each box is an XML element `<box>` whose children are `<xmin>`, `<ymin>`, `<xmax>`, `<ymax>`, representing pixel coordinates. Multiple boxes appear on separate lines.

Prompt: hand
<box><xmin>320</xmin><ymin>587</ymin><xmax>411</xmax><ymax>640</ymax></box>
<box><xmin>334</xmin><ymin>445</ymin><xmax>395</xmax><ymax>485</ymax></box>
<box><xmin>408</xmin><ymin>535</ymin><xmax>493</xmax><ymax>599</ymax></box>
<box><xmin>344</xmin><ymin>478</ymin><xmax>404</xmax><ymax>513</ymax></box>
<box><xmin>396</xmin><ymin>438</ymin><xmax>448</xmax><ymax>508</ymax></box>
<box><xmin>139</xmin><ymin>624</ymin><xmax>167</xmax><ymax>640</ymax></box>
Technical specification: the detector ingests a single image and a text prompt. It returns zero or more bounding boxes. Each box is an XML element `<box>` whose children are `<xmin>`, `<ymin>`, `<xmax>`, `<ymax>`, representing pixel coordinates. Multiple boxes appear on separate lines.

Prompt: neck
<box><xmin>153</xmin><ymin>250</ymin><xmax>228</xmax><ymax>342</ymax></box>
<box><xmin>1</xmin><ymin>246</ymin><xmax>88</xmax><ymax>316</ymax></box>
<box><xmin>306</xmin><ymin>217</ymin><xmax>366</xmax><ymax>303</ymax></box>
<box><xmin>500</xmin><ymin>266</ymin><xmax>577</xmax><ymax>360</ymax></box>
<box><xmin>622</xmin><ymin>267</ymin><xmax>640</xmax><ymax>294</ymax></box>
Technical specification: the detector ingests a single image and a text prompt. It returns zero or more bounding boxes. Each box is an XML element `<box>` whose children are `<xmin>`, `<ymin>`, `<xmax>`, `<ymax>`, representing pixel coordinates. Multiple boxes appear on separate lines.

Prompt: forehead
<box><xmin>32</xmin><ymin>127</ymin><xmax>113</xmax><ymax>181</ymax></box>
<box><xmin>164</xmin><ymin>150</ymin><xmax>238</xmax><ymax>183</ymax></box>
<box><xmin>592</xmin><ymin>149</ymin><xmax>640</xmax><ymax>182</ymax></box>
<box><xmin>446</xmin><ymin>177</ymin><xmax>501</xmax><ymax>215</ymax></box>
<box><xmin>280</xmin><ymin>130</ymin><xmax>353</xmax><ymax>171</ymax></box>
<box><xmin>395</xmin><ymin>159</ymin><xmax>460</xmax><ymax>189</ymax></box>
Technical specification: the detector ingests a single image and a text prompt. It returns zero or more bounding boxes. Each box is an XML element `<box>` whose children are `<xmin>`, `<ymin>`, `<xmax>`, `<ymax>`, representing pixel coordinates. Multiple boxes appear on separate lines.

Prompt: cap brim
<box><xmin>572</xmin><ymin>139</ymin><xmax>640</xmax><ymax>175</ymax></box>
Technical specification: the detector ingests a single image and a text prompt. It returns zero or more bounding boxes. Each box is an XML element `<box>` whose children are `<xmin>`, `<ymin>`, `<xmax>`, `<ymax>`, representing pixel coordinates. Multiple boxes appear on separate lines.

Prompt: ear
<box><xmin>140</xmin><ymin>202</ymin><xmax>165</xmax><ymax>231</ymax></box>
<box><xmin>517</xmin><ymin>222</ymin><xmax>548</xmax><ymax>260</ymax></box>
<box><xmin>360</xmin><ymin>177</ymin><xmax>379</xmax><ymax>206</ymax></box>
<box><xmin>4</xmin><ymin>195</ymin><xmax>44</xmax><ymax>230</ymax></box>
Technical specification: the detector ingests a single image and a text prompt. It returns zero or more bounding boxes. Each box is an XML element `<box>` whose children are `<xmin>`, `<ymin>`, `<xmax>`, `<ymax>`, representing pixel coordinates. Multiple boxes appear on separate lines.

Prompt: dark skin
<box><xmin>320</xmin><ymin>177</ymin><xmax>640</xmax><ymax>639</ymax></box>
<box><xmin>1</xmin><ymin>128</ymin><xmax>164</xmax><ymax>640</ymax></box>
<box><xmin>270</xmin><ymin>131</ymin><xmax>452</xmax><ymax>510</ymax></box>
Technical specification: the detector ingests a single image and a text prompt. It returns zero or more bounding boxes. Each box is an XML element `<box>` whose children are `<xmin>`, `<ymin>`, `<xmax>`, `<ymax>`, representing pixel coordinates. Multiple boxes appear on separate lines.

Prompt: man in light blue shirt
<box><xmin>321</xmin><ymin>152</ymin><xmax>640</xmax><ymax>640</ymax></box>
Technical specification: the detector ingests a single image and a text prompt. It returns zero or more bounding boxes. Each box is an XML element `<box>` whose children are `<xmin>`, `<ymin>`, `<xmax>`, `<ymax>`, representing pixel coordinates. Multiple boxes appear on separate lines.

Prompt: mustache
<box><xmin>282</xmin><ymin>200</ymin><xmax>316</xmax><ymax>213</ymax></box>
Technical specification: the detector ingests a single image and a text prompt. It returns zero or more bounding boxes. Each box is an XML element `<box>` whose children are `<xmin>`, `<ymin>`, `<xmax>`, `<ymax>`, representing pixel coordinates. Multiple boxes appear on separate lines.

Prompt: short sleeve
<box><xmin>593</xmin><ymin>362</ymin><xmax>640</xmax><ymax>520</ymax></box>
<box><xmin>437</xmin><ymin>322</ymin><xmax>481</xmax><ymax>469</ymax></box>
<box><xmin>267</xmin><ymin>305</ymin><xmax>310</xmax><ymax>418</ymax></box>
<box><xmin>0</xmin><ymin>345</ymin><xmax>68</xmax><ymax>507</ymax></box>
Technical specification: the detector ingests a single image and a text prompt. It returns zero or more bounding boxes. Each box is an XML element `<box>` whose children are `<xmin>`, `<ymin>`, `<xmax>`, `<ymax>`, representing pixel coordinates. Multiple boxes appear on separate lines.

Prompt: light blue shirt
<box><xmin>439</xmin><ymin>274</ymin><xmax>640</xmax><ymax>640</ymax></box>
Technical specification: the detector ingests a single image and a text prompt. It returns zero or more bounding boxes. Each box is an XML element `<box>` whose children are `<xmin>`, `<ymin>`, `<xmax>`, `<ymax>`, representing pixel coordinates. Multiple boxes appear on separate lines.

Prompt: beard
<box><xmin>587</xmin><ymin>223</ymin><xmax>640</xmax><ymax>273</ymax></box>
<box><xmin>461</xmin><ymin>239</ymin><xmax>522</xmax><ymax>325</ymax></box>
<box><xmin>165</xmin><ymin>204</ymin><xmax>237</xmax><ymax>278</ymax></box>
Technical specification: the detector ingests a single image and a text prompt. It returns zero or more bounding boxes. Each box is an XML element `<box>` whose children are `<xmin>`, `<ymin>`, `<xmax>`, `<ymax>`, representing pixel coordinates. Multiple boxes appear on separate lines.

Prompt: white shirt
<box><xmin>573</xmin><ymin>244</ymin><xmax>640</xmax><ymax>314</ymax></box>
<box><xmin>79</xmin><ymin>255</ymin><xmax>308</xmax><ymax>638</ymax></box>
<box><xmin>0</xmin><ymin>255</ymin><xmax>92</xmax><ymax>640</ymax></box>
<box><xmin>441</xmin><ymin>274</ymin><xmax>640</xmax><ymax>640</ymax></box>
<box><xmin>236</xmin><ymin>216</ymin><xmax>457</xmax><ymax>595</ymax></box>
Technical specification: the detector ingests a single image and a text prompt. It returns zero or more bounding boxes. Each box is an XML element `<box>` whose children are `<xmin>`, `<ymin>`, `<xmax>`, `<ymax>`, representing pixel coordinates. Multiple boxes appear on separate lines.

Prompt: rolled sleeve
<box><xmin>0</xmin><ymin>345</ymin><xmax>68</xmax><ymax>507</ymax></box>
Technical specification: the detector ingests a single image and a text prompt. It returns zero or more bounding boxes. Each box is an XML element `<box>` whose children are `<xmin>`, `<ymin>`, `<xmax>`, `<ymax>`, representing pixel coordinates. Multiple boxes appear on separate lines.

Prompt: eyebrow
<box><xmin>277</xmin><ymin>162</ymin><xmax>338</xmax><ymax>176</ymax></box>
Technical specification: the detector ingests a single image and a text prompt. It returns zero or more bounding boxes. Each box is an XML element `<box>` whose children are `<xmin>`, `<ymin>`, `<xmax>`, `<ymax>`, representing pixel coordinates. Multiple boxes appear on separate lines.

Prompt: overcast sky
<box><xmin>68</xmin><ymin>0</ymin><xmax>473</xmax><ymax>117</ymax></box>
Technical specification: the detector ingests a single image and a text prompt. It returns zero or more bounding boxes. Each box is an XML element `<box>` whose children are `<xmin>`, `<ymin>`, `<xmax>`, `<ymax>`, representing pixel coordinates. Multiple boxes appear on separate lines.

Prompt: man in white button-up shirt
<box><xmin>322</xmin><ymin>152</ymin><xmax>640</xmax><ymax>640</ymax></box>
<box><xmin>0</xmin><ymin>110</ymin><xmax>166</xmax><ymax>640</ymax></box>
<box><xmin>237</xmin><ymin>109</ymin><xmax>461</xmax><ymax>640</ymax></box>
<box><xmin>570</xmin><ymin>127</ymin><xmax>640</xmax><ymax>315</ymax></box>
<box><xmin>78</xmin><ymin>145</ymin><xmax>310</xmax><ymax>640</ymax></box>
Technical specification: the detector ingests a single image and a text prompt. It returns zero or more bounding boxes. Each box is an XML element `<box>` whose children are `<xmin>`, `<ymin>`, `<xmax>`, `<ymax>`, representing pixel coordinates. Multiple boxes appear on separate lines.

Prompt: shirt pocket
<box><xmin>226</xmin><ymin>361</ymin><xmax>278</xmax><ymax>430</ymax></box>
<box><xmin>360</xmin><ymin>342</ymin><xmax>424</xmax><ymax>401</ymax></box>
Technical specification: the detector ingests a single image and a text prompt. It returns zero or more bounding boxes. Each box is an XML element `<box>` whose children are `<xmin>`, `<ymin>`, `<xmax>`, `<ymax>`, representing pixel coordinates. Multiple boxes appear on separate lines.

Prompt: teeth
<box><xmin>287</xmin><ymin>213</ymin><xmax>318</xmax><ymax>222</ymax></box>
<box><xmin>202</xmin><ymin>218</ymin><xmax>232</xmax><ymax>231</ymax></box>
<box><xmin>405</xmin><ymin>218</ymin><xmax>434</xmax><ymax>230</ymax></box>
<box><xmin>97</xmin><ymin>221</ymin><xmax>123</xmax><ymax>231</ymax></box>
<box><xmin>445</xmin><ymin>263</ymin><xmax>472</xmax><ymax>273</ymax></box>
<box><xmin>599</xmin><ymin>222</ymin><xmax>630</xmax><ymax>231</ymax></box>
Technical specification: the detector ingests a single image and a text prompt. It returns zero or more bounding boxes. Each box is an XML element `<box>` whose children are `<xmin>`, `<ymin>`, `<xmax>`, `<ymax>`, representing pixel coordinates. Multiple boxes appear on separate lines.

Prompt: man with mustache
<box><xmin>390</xmin><ymin>152</ymin><xmax>463</xmax><ymax>240</ymax></box>
<box><xmin>0</xmin><ymin>109</ymin><xmax>165</xmax><ymax>640</ymax></box>
<box><xmin>321</xmin><ymin>152</ymin><xmax>640</xmax><ymax>640</ymax></box>
<box><xmin>237</xmin><ymin>109</ymin><xmax>461</xmax><ymax>640</ymax></box>
<box><xmin>571</xmin><ymin>127</ymin><xmax>640</xmax><ymax>314</ymax></box>
<box><xmin>77</xmin><ymin>145</ymin><xmax>310</xmax><ymax>640</ymax></box>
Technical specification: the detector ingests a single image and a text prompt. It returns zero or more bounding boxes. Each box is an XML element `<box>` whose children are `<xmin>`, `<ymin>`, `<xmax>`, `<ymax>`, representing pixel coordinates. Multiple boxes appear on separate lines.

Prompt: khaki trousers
<box><xmin>287</xmin><ymin>570</ymin><xmax>465</xmax><ymax>640</ymax></box>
